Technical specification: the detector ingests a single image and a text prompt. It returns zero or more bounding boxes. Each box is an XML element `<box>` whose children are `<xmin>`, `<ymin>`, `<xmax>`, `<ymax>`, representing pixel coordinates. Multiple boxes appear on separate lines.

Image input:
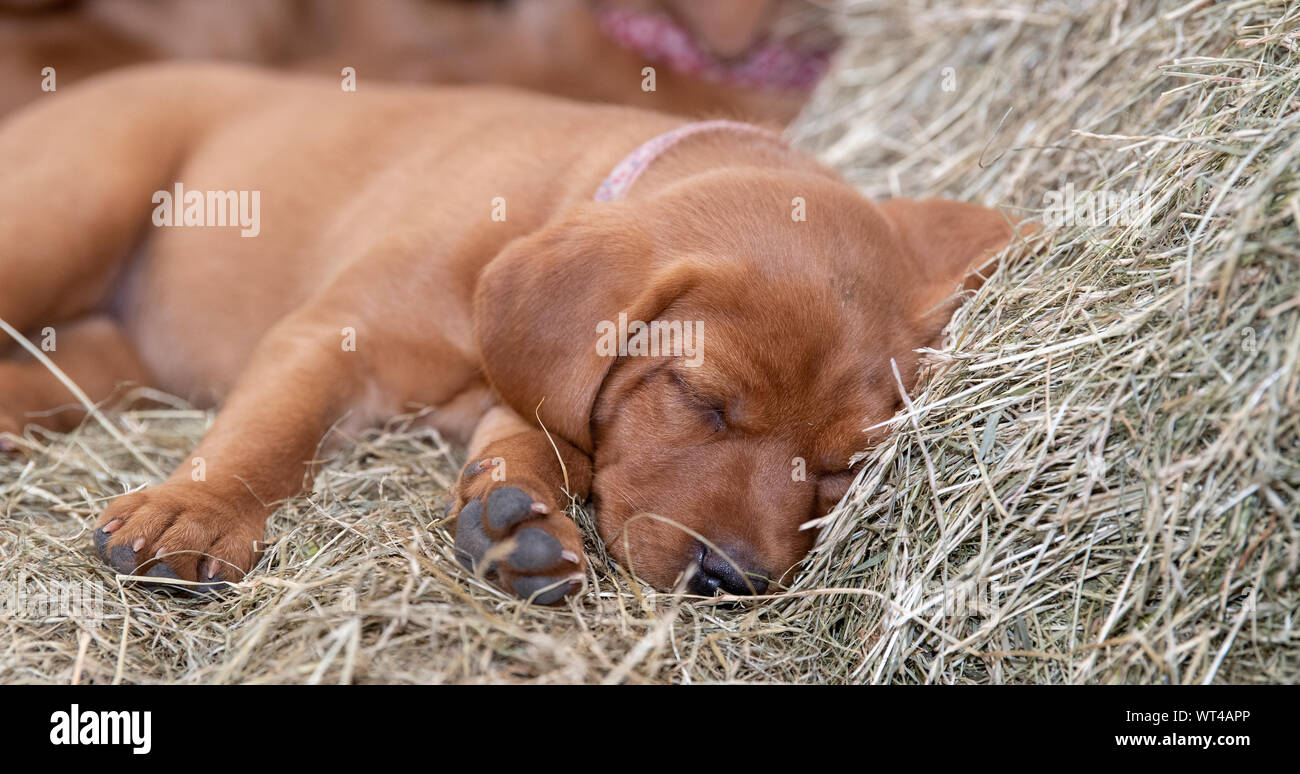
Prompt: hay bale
<box><xmin>1</xmin><ymin>0</ymin><xmax>1296</xmax><ymax>683</ymax></box>
<box><xmin>785</xmin><ymin>0</ymin><xmax>1300</xmax><ymax>683</ymax></box>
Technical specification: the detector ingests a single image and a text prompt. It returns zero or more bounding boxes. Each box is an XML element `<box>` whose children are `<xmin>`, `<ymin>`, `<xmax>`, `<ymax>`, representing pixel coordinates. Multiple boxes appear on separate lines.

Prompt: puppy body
<box><xmin>0</xmin><ymin>64</ymin><xmax>1022</xmax><ymax>600</ymax></box>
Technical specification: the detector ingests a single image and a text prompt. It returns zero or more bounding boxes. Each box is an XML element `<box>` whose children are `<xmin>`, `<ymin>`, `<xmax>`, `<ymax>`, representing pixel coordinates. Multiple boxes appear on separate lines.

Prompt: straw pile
<box><xmin>2</xmin><ymin>0</ymin><xmax>1297</xmax><ymax>683</ymax></box>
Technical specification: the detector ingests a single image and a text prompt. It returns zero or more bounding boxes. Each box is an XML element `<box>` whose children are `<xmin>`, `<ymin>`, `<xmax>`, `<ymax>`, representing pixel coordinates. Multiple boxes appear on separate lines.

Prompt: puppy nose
<box><xmin>688</xmin><ymin>546</ymin><xmax>769</xmax><ymax>596</ymax></box>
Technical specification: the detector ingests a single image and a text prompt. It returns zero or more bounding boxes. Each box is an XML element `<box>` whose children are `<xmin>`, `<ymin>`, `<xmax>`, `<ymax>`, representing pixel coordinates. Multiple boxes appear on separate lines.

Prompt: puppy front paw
<box><xmin>450</xmin><ymin>461</ymin><xmax>584</xmax><ymax>605</ymax></box>
<box><xmin>93</xmin><ymin>482</ymin><xmax>265</xmax><ymax>594</ymax></box>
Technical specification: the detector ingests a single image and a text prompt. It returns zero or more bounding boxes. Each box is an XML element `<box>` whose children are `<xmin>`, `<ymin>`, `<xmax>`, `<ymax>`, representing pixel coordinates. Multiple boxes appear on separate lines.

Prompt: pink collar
<box><xmin>594</xmin><ymin>120</ymin><xmax>782</xmax><ymax>202</ymax></box>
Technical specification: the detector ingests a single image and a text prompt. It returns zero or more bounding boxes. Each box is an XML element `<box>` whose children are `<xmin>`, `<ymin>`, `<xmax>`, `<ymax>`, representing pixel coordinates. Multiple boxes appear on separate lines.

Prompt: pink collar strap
<box><xmin>594</xmin><ymin>119</ymin><xmax>782</xmax><ymax>202</ymax></box>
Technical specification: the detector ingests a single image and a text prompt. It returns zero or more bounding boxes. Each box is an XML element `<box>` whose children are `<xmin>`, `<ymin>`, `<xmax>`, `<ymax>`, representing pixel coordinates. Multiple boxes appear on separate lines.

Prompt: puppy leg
<box><xmin>0</xmin><ymin>315</ymin><xmax>153</xmax><ymax>443</ymax></box>
<box><xmin>0</xmin><ymin>64</ymin><xmax>233</xmax><ymax>345</ymax></box>
<box><xmin>91</xmin><ymin>312</ymin><xmax>363</xmax><ymax>591</ymax></box>
<box><xmin>451</xmin><ymin>405</ymin><xmax>592</xmax><ymax>605</ymax></box>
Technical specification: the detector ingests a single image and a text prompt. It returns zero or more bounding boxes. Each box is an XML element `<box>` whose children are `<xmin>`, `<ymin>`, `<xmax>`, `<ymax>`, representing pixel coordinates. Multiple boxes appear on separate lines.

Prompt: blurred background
<box><xmin>0</xmin><ymin>0</ymin><xmax>842</xmax><ymax>121</ymax></box>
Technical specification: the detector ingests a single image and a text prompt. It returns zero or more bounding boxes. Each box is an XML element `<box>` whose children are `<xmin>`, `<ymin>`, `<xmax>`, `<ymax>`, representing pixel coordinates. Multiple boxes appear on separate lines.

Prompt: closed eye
<box><xmin>671</xmin><ymin>371</ymin><xmax>727</xmax><ymax>433</ymax></box>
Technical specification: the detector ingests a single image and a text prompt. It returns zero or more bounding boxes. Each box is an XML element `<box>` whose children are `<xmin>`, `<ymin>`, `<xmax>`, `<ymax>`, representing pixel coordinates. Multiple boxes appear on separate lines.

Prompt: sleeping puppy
<box><xmin>0</xmin><ymin>64</ymin><xmax>1026</xmax><ymax>602</ymax></box>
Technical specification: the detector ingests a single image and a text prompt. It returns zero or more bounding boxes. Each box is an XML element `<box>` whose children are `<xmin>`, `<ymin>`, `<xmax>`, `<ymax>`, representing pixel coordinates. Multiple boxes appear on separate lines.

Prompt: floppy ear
<box><xmin>878</xmin><ymin>197</ymin><xmax>1034</xmax><ymax>339</ymax></box>
<box><xmin>473</xmin><ymin>203</ymin><xmax>696</xmax><ymax>454</ymax></box>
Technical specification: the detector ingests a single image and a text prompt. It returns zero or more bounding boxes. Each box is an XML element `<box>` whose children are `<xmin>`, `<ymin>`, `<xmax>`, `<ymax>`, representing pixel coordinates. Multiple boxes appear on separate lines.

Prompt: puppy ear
<box><xmin>879</xmin><ymin>197</ymin><xmax>1035</xmax><ymax>337</ymax></box>
<box><xmin>473</xmin><ymin>203</ymin><xmax>695</xmax><ymax>454</ymax></box>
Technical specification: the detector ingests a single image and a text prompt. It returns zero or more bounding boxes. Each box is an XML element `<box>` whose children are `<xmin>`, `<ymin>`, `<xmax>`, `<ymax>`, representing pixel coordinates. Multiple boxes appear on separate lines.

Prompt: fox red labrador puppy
<box><xmin>0</xmin><ymin>64</ymin><xmax>1024</xmax><ymax>603</ymax></box>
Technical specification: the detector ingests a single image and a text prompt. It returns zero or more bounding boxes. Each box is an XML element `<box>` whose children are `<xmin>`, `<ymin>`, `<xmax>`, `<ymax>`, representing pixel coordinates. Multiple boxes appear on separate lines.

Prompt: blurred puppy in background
<box><xmin>0</xmin><ymin>0</ymin><xmax>840</xmax><ymax>121</ymax></box>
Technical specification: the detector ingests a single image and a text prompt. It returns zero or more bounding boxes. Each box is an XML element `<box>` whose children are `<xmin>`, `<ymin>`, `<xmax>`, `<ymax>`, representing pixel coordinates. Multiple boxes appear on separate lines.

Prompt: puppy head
<box><xmin>476</xmin><ymin>170</ymin><xmax>1027</xmax><ymax>594</ymax></box>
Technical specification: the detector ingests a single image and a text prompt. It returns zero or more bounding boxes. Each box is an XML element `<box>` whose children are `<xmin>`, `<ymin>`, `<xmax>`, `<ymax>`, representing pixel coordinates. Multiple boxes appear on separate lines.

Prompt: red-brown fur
<box><xmin>0</xmin><ymin>64</ymin><xmax>1026</xmax><ymax>601</ymax></box>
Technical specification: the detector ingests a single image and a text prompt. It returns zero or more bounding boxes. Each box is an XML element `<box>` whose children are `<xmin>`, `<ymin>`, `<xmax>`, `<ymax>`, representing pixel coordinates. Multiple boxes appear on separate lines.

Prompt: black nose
<box><xmin>687</xmin><ymin>545</ymin><xmax>769</xmax><ymax>596</ymax></box>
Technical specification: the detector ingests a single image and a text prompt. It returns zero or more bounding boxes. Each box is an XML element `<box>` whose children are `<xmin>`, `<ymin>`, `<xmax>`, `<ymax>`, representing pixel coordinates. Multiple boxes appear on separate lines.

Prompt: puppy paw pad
<box><xmin>508</xmin><ymin>527</ymin><xmax>564</xmax><ymax>572</ymax></box>
<box><xmin>485</xmin><ymin>486</ymin><xmax>542</xmax><ymax>531</ymax></box>
<box><xmin>511</xmin><ymin>574</ymin><xmax>580</xmax><ymax>606</ymax></box>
